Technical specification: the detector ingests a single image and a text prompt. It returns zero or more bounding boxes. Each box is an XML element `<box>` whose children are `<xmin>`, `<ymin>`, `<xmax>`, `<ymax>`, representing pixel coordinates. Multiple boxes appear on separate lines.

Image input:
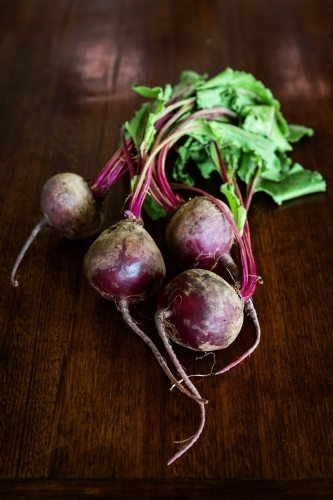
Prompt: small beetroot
<box><xmin>11</xmin><ymin>172</ymin><xmax>103</xmax><ymax>287</ymax></box>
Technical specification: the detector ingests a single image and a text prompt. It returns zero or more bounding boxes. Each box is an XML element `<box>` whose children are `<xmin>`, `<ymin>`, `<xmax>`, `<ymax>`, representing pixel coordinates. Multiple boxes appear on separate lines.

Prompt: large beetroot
<box><xmin>156</xmin><ymin>268</ymin><xmax>244</xmax><ymax>351</ymax></box>
<box><xmin>83</xmin><ymin>219</ymin><xmax>165</xmax><ymax>304</ymax></box>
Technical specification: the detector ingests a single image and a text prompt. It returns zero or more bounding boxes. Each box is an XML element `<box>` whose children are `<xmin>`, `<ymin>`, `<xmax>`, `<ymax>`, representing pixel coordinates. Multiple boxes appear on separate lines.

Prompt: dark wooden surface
<box><xmin>1</xmin><ymin>0</ymin><xmax>333</xmax><ymax>498</ymax></box>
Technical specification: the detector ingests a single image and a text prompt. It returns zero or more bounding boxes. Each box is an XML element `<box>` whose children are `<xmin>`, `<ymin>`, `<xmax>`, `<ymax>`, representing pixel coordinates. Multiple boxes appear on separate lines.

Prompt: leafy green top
<box><xmin>125</xmin><ymin>68</ymin><xmax>326</xmax><ymax>228</ymax></box>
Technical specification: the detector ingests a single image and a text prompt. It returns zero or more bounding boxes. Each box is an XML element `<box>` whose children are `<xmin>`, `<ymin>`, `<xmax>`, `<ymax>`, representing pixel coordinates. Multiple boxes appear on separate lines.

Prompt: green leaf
<box><xmin>196</xmin><ymin>87</ymin><xmax>234</xmax><ymax>109</ymax></box>
<box><xmin>132</xmin><ymin>83</ymin><xmax>173</xmax><ymax>102</ymax></box>
<box><xmin>210</xmin><ymin>122</ymin><xmax>277</xmax><ymax>165</ymax></box>
<box><xmin>254</xmin><ymin>163</ymin><xmax>326</xmax><ymax>204</ymax></box>
<box><xmin>172</xmin><ymin>71</ymin><xmax>208</xmax><ymax>94</ymax></box>
<box><xmin>172</xmin><ymin>137</ymin><xmax>195</xmax><ymax>185</ymax></box>
<box><xmin>143</xmin><ymin>195</ymin><xmax>167</xmax><ymax>220</ymax></box>
<box><xmin>242</xmin><ymin>105</ymin><xmax>292</xmax><ymax>152</ymax></box>
<box><xmin>125</xmin><ymin>102</ymin><xmax>152</xmax><ymax>149</ymax></box>
<box><xmin>197</xmin><ymin>68</ymin><xmax>289</xmax><ymax>136</ymax></box>
<box><xmin>132</xmin><ymin>85</ymin><xmax>163</xmax><ymax>99</ymax></box>
<box><xmin>126</xmin><ymin>83</ymin><xmax>173</xmax><ymax>153</ymax></box>
<box><xmin>190</xmin><ymin>146</ymin><xmax>217</xmax><ymax>179</ymax></box>
<box><xmin>237</xmin><ymin>153</ymin><xmax>259</xmax><ymax>185</ymax></box>
<box><xmin>132</xmin><ymin>85</ymin><xmax>157</xmax><ymax>100</ymax></box>
<box><xmin>220</xmin><ymin>183</ymin><xmax>247</xmax><ymax>234</ymax></box>
<box><xmin>287</xmin><ymin>124</ymin><xmax>314</xmax><ymax>143</ymax></box>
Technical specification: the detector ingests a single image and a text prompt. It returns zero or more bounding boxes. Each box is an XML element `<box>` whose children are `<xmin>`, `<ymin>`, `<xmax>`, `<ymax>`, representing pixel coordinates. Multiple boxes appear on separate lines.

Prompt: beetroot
<box><xmin>154</xmin><ymin>268</ymin><xmax>243</xmax><ymax>463</ymax></box>
<box><xmin>156</xmin><ymin>268</ymin><xmax>244</xmax><ymax>352</ymax></box>
<box><xmin>166</xmin><ymin>197</ymin><xmax>234</xmax><ymax>271</ymax></box>
<box><xmin>40</xmin><ymin>173</ymin><xmax>103</xmax><ymax>239</ymax></box>
<box><xmin>83</xmin><ymin>219</ymin><xmax>166</xmax><ymax>303</ymax></box>
<box><xmin>11</xmin><ymin>172</ymin><xmax>103</xmax><ymax>287</ymax></box>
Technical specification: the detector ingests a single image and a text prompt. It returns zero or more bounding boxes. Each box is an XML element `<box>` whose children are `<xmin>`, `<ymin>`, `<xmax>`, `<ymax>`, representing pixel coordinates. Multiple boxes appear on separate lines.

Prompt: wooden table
<box><xmin>1</xmin><ymin>0</ymin><xmax>332</xmax><ymax>498</ymax></box>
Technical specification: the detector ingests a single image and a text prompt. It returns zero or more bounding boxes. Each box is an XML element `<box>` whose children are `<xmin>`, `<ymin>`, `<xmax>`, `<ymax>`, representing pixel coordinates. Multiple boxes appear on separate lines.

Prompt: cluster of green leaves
<box><xmin>125</xmin><ymin>68</ymin><xmax>326</xmax><ymax>226</ymax></box>
<box><xmin>174</xmin><ymin>69</ymin><xmax>324</xmax><ymax>201</ymax></box>
<box><xmin>125</xmin><ymin>84</ymin><xmax>173</xmax><ymax>155</ymax></box>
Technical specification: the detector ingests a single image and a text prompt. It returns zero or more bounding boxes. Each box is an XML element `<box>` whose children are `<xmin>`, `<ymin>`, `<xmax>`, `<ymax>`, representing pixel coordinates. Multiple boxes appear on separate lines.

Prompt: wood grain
<box><xmin>0</xmin><ymin>0</ymin><xmax>332</xmax><ymax>497</ymax></box>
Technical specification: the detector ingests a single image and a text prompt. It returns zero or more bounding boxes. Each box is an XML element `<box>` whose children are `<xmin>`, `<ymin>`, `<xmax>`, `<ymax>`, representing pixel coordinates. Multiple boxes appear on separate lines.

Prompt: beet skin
<box><xmin>157</xmin><ymin>268</ymin><xmax>244</xmax><ymax>351</ymax></box>
<box><xmin>41</xmin><ymin>172</ymin><xmax>103</xmax><ymax>239</ymax></box>
<box><xmin>166</xmin><ymin>197</ymin><xmax>234</xmax><ymax>270</ymax></box>
<box><xmin>84</xmin><ymin>220</ymin><xmax>166</xmax><ymax>303</ymax></box>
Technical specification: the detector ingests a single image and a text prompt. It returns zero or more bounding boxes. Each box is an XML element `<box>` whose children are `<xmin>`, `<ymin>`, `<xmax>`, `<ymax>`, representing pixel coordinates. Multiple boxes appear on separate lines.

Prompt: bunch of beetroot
<box><xmin>12</xmin><ymin>69</ymin><xmax>326</xmax><ymax>465</ymax></box>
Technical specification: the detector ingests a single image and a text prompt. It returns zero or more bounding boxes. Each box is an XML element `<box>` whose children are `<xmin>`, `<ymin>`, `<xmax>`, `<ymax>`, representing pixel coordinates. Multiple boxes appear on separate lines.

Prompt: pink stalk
<box><xmin>129</xmin><ymin>103</ymin><xmax>236</xmax><ymax>217</ymax></box>
<box><xmin>149</xmin><ymin>171</ymin><xmax>178</xmax><ymax>213</ymax></box>
<box><xmin>165</xmin><ymin>84</ymin><xmax>192</xmax><ymax>105</ymax></box>
<box><xmin>214</xmin><ymin>298</ymin><xmax>261</xmax><ymax>375</ymax></box>
<box><xmin>155</xmin><ymin>144</ymin><xmax>180</xmax><ymax>207</ymax></box>
<box><xmin>230</xmin><ymin>177</ymin><xmax>258</xmax><ymax>300</ymax></box>
<box><xmin>120</xmin><ymin>126</ymin><xmax>136</xmax><ymax>180</ymax></box>
<box><xmin>154</xmin><ymin>98</ymin><xmax>196</xmax><ymax>132</ymax></box>
<box><xmin>213</xmin><ymin>251</ymin><xmax>261</xmax><ymax>374</ymax></box>
<box><xmin>244</xmin><ymin>167</ymin><xmax>261</xmax><ymax>211</ymax></box>
<box><xmin>104</xmin><ymin>159</ymin><xmax>128</xmax><ymax>188</ymax></box>
<box><xmin>213</xmin><ymin>141</ymin><xmax>230</xmax><ymax>184</ymax></box>
<box><xmin>90</xmin><ymin>139</ymin><xmax>133</xmax><ymax>196</ymax></box>
<box><xmin>177</xmin><ymin>107</ymin><xmax>236</xmax><ymax>128</ymax></box>
<box><xmin>129</xmin><ymin>99</ymin><xmax>235</xmax><ymax>217</ymax></box>
<box><xmin>214</xmin><ymin>141</ymin><xmax>258</xmax><ymax>300</ymax></box>
<box><xmin>153</xmin><ymin>99</ymin><xmax>195</xmax><ymax>146</ymax></box>
<box><xmin>129</xmin><ymin>124</ymin><xmax>199</xmax><ymax>217</ymax></box>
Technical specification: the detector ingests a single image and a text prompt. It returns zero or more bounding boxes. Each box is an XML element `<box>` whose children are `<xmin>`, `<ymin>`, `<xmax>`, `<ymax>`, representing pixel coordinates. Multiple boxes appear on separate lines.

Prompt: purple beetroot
<box><xmin>166</xmin><ymin>196</ymin><xmax>234</xmax><ymax>271</ymax></box>
<box><xmin>154</xmin><ymin>268</ymin><xmax>244</xmax><ymax>464</ymax></box>
<box><xmin>83</xmin><ymin>218</ymin><xmax>166</xmax><ymax>304</ymax></box>
<box><xmin>156</xmin><ymin>268</ymin><xmax>244</xmax><ymax>352</ymax></box>
<box><xmin>11</xmin><ymin>172</ymin><xmax>103</xmax><ymax>287</ymax></box>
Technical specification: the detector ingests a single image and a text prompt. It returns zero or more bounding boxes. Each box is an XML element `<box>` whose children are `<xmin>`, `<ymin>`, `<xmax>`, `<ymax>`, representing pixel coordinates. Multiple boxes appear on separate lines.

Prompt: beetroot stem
<box><xmin>215</xmin><ymin>299</ymin><xmax>261</xmax><ymax>375</ymax></box>
<box><xmin>120</xmin><ymin>125</ymin><xmax>135</xmax><ymax>180</ymax></box>
<box><xmin>11</xmin><ymin>217</ymin><xmax>49</xmax><ymax>287</ymax></box>
<box><xmin>213</xmin><ymin>141</ymin><xmax>230</xmax><ymax>184</ymax></box>
<box><xmin>217</xmin><ymin>254</ymin><xmax>261</xmax><ymax>373</ymax></box>
<box><xmin>129</xmin><ymin>124</ymin><xmax>198</xmax><ymax>217</ymax></box>
<box><xmin>118</xmin><ymin>299</ymin><xmax>207</xmax><ymax>405</ymax></box>
<box><xmin>155</xmin><ymin>308</ymin><xmax>206</xmax><ymax>465</ymax></box>
<box><xmin>245</xmin><ymin>167</ymin><xmax>261</xmax><ymax>211</ymax></box>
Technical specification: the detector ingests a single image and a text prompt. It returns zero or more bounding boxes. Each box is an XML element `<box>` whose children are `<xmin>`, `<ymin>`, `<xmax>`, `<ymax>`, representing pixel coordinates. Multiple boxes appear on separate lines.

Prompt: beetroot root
<box><xmin>11</xmin><ymin>172</ymin><xmax>103</xmax><ymax>287</ymax></box>
<box><xmin>166</xmin><ymin>197</ymin><xmax>234</xmax><ymax>271</ymax></box>
<box><xmin>40</xmin><ymin>172</ymin><xmax>103</xmax><ymax>239</ymax></box>
<box><xmin>83</xmin><ymin>219</ymin><xmax>166</xmax><ymax>303</ymax></box>
<box><xmin>156</xmin><ymin>268</ymin><xmax>244</xmax><ymax>351</ymax></box>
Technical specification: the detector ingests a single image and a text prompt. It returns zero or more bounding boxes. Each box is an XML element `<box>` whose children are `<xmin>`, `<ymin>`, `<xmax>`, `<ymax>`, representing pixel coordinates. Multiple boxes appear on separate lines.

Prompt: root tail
<box><xmin>11</xmin><ymin>217</ymin><xmax>48</xmax><ymax>287</ymax></box>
